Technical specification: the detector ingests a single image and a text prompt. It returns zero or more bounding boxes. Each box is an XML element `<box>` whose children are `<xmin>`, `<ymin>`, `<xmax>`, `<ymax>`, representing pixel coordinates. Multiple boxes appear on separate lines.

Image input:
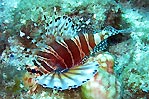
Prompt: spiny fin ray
<box><xmin>36</xmin><ymin>61</ymin><xmax>99</xmax><ymax>90</ymax></box>
<box><xmin>45</xmin><ymin>16</ymin><xmax>77</xmax><ymax>40</ymax></box>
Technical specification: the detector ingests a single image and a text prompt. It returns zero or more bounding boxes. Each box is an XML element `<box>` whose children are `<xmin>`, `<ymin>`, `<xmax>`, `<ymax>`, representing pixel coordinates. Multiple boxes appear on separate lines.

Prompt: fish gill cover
<box><xmin>0</xmin><ymin>0</ymin><xmax>149</xmax><ymax>99</ymax></box>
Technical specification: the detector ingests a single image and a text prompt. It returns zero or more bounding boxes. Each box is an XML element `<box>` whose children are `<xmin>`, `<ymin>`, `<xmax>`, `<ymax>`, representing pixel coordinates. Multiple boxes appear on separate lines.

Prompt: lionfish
<box><xmin>21</xmin><ymin>16</ymin><xmax>129</xmax><ymax>90</ymax></box>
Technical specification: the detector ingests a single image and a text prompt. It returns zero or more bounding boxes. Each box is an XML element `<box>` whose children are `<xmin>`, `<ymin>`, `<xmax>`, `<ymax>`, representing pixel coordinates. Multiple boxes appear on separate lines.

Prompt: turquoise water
<box><xmin>0</xmin><ymin>0</ymin><xmax>149</xmax><ymax>99</ymax></box>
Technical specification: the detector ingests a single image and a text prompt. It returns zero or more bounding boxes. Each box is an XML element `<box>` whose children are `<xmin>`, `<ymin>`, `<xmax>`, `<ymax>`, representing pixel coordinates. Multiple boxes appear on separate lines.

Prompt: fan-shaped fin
<box><xmin>36</xmin><ymin>61</ymin><xmax>99</xmax><ymax>90</ymax></box>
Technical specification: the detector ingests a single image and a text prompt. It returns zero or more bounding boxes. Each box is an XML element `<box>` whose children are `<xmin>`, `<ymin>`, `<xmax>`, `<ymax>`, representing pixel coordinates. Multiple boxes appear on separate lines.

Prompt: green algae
<box><xmin>0</xmin><ymin>0</ymin><xmax>149</xmax><ymax>99</ymax></box>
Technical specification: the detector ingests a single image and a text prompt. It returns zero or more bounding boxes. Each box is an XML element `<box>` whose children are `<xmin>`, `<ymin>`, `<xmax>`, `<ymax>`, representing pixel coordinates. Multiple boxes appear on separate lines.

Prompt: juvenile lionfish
<box><xmin>22</xmin><ymin>16</ymin><xmax>129</xmax><ymax>90</ymax></box>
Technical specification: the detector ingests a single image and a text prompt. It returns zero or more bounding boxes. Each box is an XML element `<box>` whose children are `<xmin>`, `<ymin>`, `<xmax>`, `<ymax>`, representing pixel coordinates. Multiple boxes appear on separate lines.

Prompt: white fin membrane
<box><xmin>36</xmin><ymin>61</ymin><xmax>99</xmax><ymax>90</ymax></box>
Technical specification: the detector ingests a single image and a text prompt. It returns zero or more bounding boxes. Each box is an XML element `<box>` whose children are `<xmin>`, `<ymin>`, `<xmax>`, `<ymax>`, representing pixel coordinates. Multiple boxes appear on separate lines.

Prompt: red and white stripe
<box><xmin>35</xmin><ymin>32</ymin><xmax>108</xmax><ymax>74</ymax></box>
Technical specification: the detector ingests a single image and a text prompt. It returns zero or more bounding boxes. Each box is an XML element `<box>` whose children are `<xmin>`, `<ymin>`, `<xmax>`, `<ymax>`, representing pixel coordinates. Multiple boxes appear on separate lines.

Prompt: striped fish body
<box><xmin>36</xmin><ymin>31</ymin><xmax>109</xmax><ymax>73</ymax></box>
<box><xmin>25</xmin><ymin>16</ymin><xmax>129</xmax><ymax>90</ymax></box>
<box><xmin>33</xmin><ymin>31</ymin><xmax>111</xmax><ymax>90</ymax></box>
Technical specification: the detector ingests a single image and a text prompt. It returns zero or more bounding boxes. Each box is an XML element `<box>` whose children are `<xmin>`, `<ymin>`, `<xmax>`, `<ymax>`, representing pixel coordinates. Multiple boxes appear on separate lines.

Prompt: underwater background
<box><xmin>0</xmin><ymin>0</ymin><xmax>149</xmax><ymax>99</ymax></box>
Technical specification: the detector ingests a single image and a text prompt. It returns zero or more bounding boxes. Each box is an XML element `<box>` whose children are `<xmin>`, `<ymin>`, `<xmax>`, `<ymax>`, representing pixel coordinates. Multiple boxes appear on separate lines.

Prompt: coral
<box><xmin>109</xmin><ymin>34</ymin><xmax>149</xmax><ymax>99</ymax></box>
<box><xmin>0</xmin><ymin>62</ymin><xmax>28</xmax><ymax>98</ymax></box>
<box><xmin>108</xmin><ymin>2</ymin><xmax>149</xmax><ymax>98</ymax></box>
<box><xmin>0</xmin><ymin>32</ymin><xmax>8</xmax><ymax>55</ymax></box>
<box><xmin>117</xmin><ymin>0</ymin><xmax>149</xmax><ymax>9</ymax></box>
<box><xmin>81</xmin><ymin>52</ymin><xmax>120</xmax><ymax>99</ymax></box>
<box><xmin>1</xmin><ymin>0</ymin><xmax>149</xmax><ymax>98</ymax></box>
<box><xmin>81</xmin><ymin>69</ymin><xmax>120</xmax><ymax>99</ymax></box>
<box><xmin>121</xmin><ymin>57</ymin><xmax>149</xmax><ymax>98</ymax></box>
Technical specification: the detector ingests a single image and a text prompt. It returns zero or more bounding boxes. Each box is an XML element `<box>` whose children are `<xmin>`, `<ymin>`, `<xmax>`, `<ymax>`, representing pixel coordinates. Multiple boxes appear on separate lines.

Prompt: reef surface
<box><xmin>0</xmin><ymin>0</ymin><xmax>149</xmax><ymax>99</ymax></box>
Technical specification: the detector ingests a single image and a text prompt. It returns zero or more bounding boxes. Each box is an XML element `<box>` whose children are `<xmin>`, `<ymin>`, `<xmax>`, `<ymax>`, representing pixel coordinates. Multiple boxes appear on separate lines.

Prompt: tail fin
<box><xmin>36</xmin><ymin>61</ymin><xmax>99</xmax><ymax>90</ymax></box>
